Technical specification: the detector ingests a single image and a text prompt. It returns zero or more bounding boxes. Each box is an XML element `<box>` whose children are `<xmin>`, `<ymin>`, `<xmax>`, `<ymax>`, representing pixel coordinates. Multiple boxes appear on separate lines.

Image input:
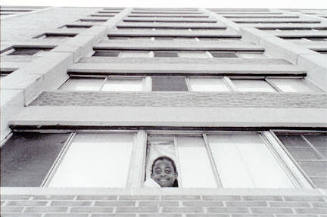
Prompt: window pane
<box><xmin>176</xmin><ymin>136</ymin><xmax>217</xmax><ymax>188</ymax></box>
<box><xmin>60</xmin><ymin>78</ymin><xmax>103</xmax><ymax>91</ymax></box>
<box><xmin>49</xmin><ymin>133</ymin><xmax>134</xmax><ymax>187</ymax></box>
<box><xmin>269</xmin><ymin>79</ymin><xmax>316</xmax><ymax>92</ymax></box>
<box><xmin>188</xmin><ymin>78</ymin><xmax>230</xmax><ymax>92</ymax></box>
<box><xmin>208</xmin><ymin>133</ymin><xmax>294</xmax><ymax>188</ymax></box>
<box><xmin>232</xmin><ymin>79</ymin><xmax>276</xmax><ymax>92</ymax></box>
<box><xmin>178</xmin><ymin>51</ymin><xmax>209</xmax><ymax>58</ymax></box>
<box><xmin>152</xmin><ymin>76</ymin><xmax>187</xmax><ymax>91</ymax></box>
<box><xmin>277</xmin><ymin>133</ymin><xmax>327</xmax><ymax>188</ymax></box>
<box><xmin>154</xmin><ymin>51</ymin><xmax>178</xmax><ymax>57</ymax></box>
<box><xmin>119</xmin><ymin>51</ymin><xmax>151</xmax><ymax>58</ymax></box>
<box><xmin>210</xmin><ymin>52</ymin><xmax>238</xmax><ymax>58</ymax></box>
<box><xmin>237</xmin><ymin>53</ymin><xmax>266</xmax><ymax>58</ymax></box>
<box><xmin>1</xmin><ymin>132</ymin><xmax>70</xmax><ymax>187</ymax></box>
<box><xmin>102</xmin><ymin>79</ymin><xmax>144</xmax><ymax>91</ymax></box>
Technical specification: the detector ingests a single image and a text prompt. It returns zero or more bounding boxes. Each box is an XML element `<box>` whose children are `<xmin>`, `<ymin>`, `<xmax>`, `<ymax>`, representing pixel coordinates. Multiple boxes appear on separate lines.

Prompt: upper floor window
<box><xmin>4</xmin><ymin>47</ymin><xmax>53</xmax><ymax>56</ymax></box>
<box><xmin>60</xmin><ymin>76</ymin><xmax>150</xmax><ymax>92</ymax></box>
<box><xmin>60</xmin><ymin>76</ymin><xmax>322</xmax><ymax>93</ymax></box>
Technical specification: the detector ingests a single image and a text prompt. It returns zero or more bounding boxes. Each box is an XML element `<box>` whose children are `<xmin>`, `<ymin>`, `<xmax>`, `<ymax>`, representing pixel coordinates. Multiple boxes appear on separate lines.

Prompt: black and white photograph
<box><xmin>1</xmin><ymin>0</ymin><xmax>327</xmax><ymax>216</ymax></box>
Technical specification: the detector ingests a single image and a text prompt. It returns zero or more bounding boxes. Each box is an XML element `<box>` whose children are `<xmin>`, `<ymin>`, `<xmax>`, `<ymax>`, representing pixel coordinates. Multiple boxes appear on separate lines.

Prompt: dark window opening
<box><xmin>153</xmin><ymin>51</ymin><xmax>178</xmax><ymax>57</ymax></box>
<box><xmin>34</xmin><ymin>33</ymin><xmax>77</xmax><ymax>39</ymax></box>
<box><xmin>8</xmin><ymin>47</ymin><xmax>53</xmax><ymax>56</ymax></box>
<box><xmin>93</xmin><ymin>50</ymin><xmax>120</xmax><ymax>57</ymax></box>
<box><xmin>152</xmin><ymin>76</ymin><xmax>188</xmax><ymax>91</ymax></box>
<box><xmin>210</xmin><ymin>52</ymin><xmax>238</xmax><ymax>58</ymax></box>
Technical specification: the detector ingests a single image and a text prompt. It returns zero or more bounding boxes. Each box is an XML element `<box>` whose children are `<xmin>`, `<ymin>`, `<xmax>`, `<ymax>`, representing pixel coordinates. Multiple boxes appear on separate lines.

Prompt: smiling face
<box><xmin>151</xmin><ymin>158</ymin><xmax>178</xmax><ymax>187</ymax></box>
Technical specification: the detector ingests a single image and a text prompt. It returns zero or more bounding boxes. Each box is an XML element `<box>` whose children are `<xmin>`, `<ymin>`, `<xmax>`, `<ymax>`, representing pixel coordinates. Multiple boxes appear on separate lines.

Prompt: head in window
<box><xmin>151</xmin><ymin>156</ymin><xmax>178</xmax><ymax>187</ymax></box>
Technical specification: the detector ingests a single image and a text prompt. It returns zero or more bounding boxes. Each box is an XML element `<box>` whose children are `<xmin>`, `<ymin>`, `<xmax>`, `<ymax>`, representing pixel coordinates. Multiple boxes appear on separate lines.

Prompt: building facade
<box><xmin>1</xmin><ymin>6</ymin><xmax>327</xmax><ymax>216</ymax></box>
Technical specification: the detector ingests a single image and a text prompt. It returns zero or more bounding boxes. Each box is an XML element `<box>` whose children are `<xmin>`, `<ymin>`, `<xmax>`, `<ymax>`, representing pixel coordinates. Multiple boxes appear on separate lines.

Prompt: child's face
<box><xmin>151</xmin><ymin>158</ymin><xmax>177</xmax><ymax>187</ymax></box>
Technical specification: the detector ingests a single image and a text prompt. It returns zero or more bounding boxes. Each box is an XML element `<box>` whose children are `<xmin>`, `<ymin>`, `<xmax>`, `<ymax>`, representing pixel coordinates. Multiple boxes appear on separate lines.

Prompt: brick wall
<box><xmin>31</xmin><ymin>91</ymin><xmax>327</xmax><ymax>108</ymax></box>
<box><xmin>1</xmin><ymin>193</ymin><xmax>327</xmax><ymax>216</ymax></box>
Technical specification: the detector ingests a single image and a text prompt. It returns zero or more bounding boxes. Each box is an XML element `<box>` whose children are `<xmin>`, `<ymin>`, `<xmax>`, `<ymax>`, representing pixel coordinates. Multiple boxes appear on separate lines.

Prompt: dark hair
<box><xmin>151</xmin><ymin>156</ymin><xmax>178</xmax><ymax>187</ymax></box>
<box><xmin>151</xmin><ymin>156</ymin><xmax>177</xmax><ymax>174</ymax></box>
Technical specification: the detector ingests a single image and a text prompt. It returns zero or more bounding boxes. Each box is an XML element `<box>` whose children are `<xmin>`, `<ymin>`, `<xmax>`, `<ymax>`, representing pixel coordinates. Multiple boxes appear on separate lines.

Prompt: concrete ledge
<box><xmin>9</xmin><ymin>106</ymin><xmax>327</xmax><ymax>128</ymax></box>
<box><xmin>69</xmin><ymin>62</ymin><xmax>304</xmax><ymax>74</ymax></box>
<box><xmin>1</xmin><ymin>187</ymin><xmax>324</xmax><ymax>196</ymax></box>
<box><xmin>94</xmin><ymin>41</ymin><xmax>264</xmax><ymax>51</ymax></box>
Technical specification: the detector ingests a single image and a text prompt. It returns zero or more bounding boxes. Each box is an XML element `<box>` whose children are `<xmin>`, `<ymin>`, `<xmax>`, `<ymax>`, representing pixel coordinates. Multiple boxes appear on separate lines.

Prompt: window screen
<box><xmin>207</xmin><ymin>133</ymin><xmax>294</xmax><ymax>188</ymax></box>
<box><xmin>49</xmin><ymin>133</ymin><xmax>135</xmax><ymax>187</ymax></box>
<box><xmin>232</xmin><ymin>79</ymin><xmax>276</xmax><ymax>92</ymax></box>
<box><xmin>188</xmin><ymin>78</ymin><xmax>230</xmax><ymax>92</ymax></box>
<box><xmin>152</xmin><ymin>76</ymin><xmax>188</xmax><ymax>91</ymax></box>
<box><xmin>277</xmin><ymin>133</ymin><xmax>327</xmax><ymax>188</ymax></box>
<box><xmin>1</xmin><ymin>132</ymin><xmax>70</xmax><ymax>187</ymax></box>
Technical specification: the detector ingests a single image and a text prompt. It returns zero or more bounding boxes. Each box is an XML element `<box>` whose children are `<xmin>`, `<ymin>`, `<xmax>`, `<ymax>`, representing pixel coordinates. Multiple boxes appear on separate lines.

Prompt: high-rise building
<box><xmin>1</xmin><ymin>6</ymin><xmax>327</xmax><ymax>216</ymax></box>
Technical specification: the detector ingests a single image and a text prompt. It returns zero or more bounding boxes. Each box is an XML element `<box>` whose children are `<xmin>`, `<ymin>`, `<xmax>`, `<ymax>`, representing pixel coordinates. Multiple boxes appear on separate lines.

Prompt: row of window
<box><xmin>107</xmin><ymin>36</ymin><xmax>240</xmax><ymax>41</ymax></box>
<box><xmin>93</xmin><ymin>50</ymin><xmax>265</xmax><ymax>58</ymax></box>
<box><xmin>123</xmin><ymin>20</ymin><xmax>217</xmax><ymax>24</ymax></box>
<box><xmin>282</xmin><ymin>37</ymin><xmax>327</xmax><ymax>42</ymax></box>
<box><xmin>115</xmin><ymin>27</ymin><xmax>227</xmax><ymax>31</ymax></box>
<box><xmin>2</xmin><ymin>130</ymin><xmax>325</xmax><ymax>188</ymax></box>
<box><xmin>60</xmin><ymin>76</ymin><xmax>321</xmax><ymax>93</ymax></box>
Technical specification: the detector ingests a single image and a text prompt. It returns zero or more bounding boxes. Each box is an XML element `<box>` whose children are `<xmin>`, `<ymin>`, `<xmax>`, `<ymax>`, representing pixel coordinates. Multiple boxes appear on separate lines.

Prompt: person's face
<box><xmin>151</xmin><ymin>159</ymin><xmax>177</xmax><ymax>187</ymax></box>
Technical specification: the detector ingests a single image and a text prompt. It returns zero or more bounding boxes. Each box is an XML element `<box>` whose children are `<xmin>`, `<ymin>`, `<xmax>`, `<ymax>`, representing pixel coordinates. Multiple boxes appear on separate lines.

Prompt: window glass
<box><xmin>102</xmin><ymin>78</ymin><xmax>144</xmax><ymax>91</ymax></box>
<box><xmin>207</xmin><ymin>133</ymin><xmax>294</xmax><ymax>188</ymax></box>
<box><xmin>60</xmin><ymin>78</ymin><xmax>103</xmax><ymax>91</ymax></box>
<box><xmin>237</xmin><ymin>53</ymin><xmax>266</xmax><ymax>58</ymax></box>
<box><xmin>232</xmin><ymin>79</ymin><xmax>276</xmax><ymax>92</ymax></box>
<box><xmin>176</xmin><ymin>136</ymin><xmax>217</xmax><ymax>188</ymax></box>
<box><xmin>269</xmin><ymin>78</ymin><xmax>317</xmax><ymax>93</ymax></box>
<box><xmin>119</xmin><ymin>51</ymin><xmax>151</xmax><ymax>58</ymax></box>
<box><xmin>154</xmin><ymin>51</ymin><xmax>178</xmax><ymax>57</ymax></box>
<box><xmin>93</xmin><ymin>50</ymin><xmax>120</xmax><ymax>57</ymax></box>
<box><xmin>49</xmin><ymin>133</ymin><xmax>134</xmax><ymax>187</ymax></box>
<box><xmin>178</xmin><ymin>51</ymin><xmax>209</xmax><ymax>58</ymax></box>
<box><xmin>188</xmin><ymin>78</ymin><xmax>230</xmax><ymax>92</ymax></box>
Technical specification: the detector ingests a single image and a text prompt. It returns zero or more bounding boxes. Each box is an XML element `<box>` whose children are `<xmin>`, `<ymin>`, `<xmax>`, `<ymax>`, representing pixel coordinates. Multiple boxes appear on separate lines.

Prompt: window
<box><xmin>188</xmin><ymin>77</ymin><xmax>230</xmax><ymax>92</ymax></box>
<box><xmin>34</xmin><ymin>33</ymin><xmax>77</xmax><ymax>39</ymax></box>
<box><xmin>145</xmin><ymin>131</ymin><xmax>303</xmax><ymax>188</ymax></box>
<box><xmin>267</xmin><ymin>78</ymin><xmax>320</xmax><ymax>93</ymax></box>
<box><xmin>187</xmin><ymin>77</ymin><xmax>322</xmax><ymax>93</ymax></box>
<box><xmin>118</xmin><ymin>51</ymin><xmax>151</xmax><ymax>58</ymax></box>
<box><xmin>48</xmin><ymin>133</ymin><xmax>135</xmax><ymax>187</ymax></box>
<box><xmin>60</xmin><ymin>76</ymin><xmax>150</xmax><ymax>92</ymax></box>
<box><xmin>1</xmin><ymin>130</ymin><xmax>315</xmax><ymax>188</ymax></box>
<box><xmin>80</xmin><ymin>19</ymin><xmax>107</xmax><ymax>22</ymax></box>
<box><xmin>0</xmin><ymin>70</ymin><xmax>14</xmax><ymax>78</ymax></box>
<box><xmin>178</xmin><ymin>51</ymin><xmax>209</xmax><ymax>58</ymax></box>
<box><xmin>276</xmin><ymin>132</ymin><xmax>327</xmax><ymax>188</ymax></box>
<box><xmin>7</xmin><ymin>47</ymin><xmax>53</xmax><ymax>56</ymax></box>
<box><xmin>61</xmin><ymin>25</ymin><xmax>92</xmax><ymax>29</ymax></box>
<box><xmin>154</xmin><ymin>51</ymin><xmax>178</xmax><ymax>57</ymax></box>
<box><xmin>152</xmin><ymin>76</ymin><xmax>188</xmax><ymax>91</ymax></box>
<box><xmin>93</xmin><ymin>50</ymin><xmax>120</xmax><ymax>57</ymax></box>
<box><xmin>232</xmin><ymin>79</ymin><xmax>276</xmax><ymax>92</ymax></box>
<box><xmin>210</xmin><ymin>52</ymin><xmax>238</xmax><ymax>58</ymax></box>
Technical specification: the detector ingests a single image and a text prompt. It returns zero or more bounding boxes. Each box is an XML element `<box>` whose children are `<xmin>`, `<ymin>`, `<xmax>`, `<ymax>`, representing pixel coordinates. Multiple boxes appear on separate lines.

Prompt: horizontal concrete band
<box><xmin>94</xmin><ymin>42</ymin><xmax>264</xmax><ymax>50</ymax></box>
<box><xmin>9</xmin><ymin>107</ymin><xmax>327</xmax><ymax>128</ymax></box>
<box><xmin>69</xmin><ymin>63</ymin><xmax>304</xmax><ymax>74</ymax></box>
<box><xmin>1</xmin><ymin>187</ymin><xmax>325</xmax><ymax>196</ymax></box>
<box><xmin>108</xmin><ymin>31</ymin><xmax>240</xmax><ymax>37</ymax></box>
<box><xmin>79</xmin><ymin>57</ymin><xmax>291</xmax><ymax>65</ymax></box>
<box><xmin>116</xmin><ymin>23</ymin><xmax>226</xmax><ymax>28</ymax></box>
<box><xmin>30</xmin><ymin>92</ymin><xmax>327</xmax><ymax>108</ymax></box>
